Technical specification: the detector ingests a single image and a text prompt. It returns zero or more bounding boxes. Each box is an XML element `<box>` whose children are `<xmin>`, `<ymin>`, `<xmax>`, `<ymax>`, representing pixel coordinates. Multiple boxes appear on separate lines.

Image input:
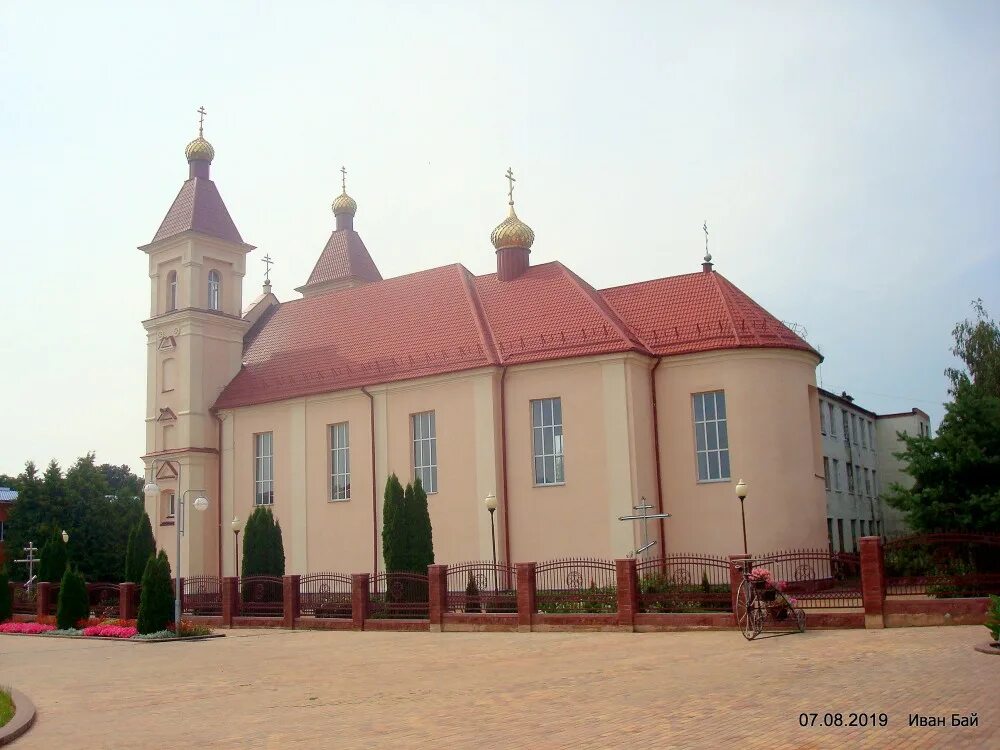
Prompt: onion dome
<box><xmin>184</xmin><ymin>136</ymin><xmax>215</xmax><ymax>163</ymax></box>
<box><xmin>491</xmin><ymin>203</ymin><xmax>535</xmax><ymax>250</ymax></box>
<box><xmin>331</xmin><ymin>190</ymin><xmax>358</xmax><ymax>217</ymax></box>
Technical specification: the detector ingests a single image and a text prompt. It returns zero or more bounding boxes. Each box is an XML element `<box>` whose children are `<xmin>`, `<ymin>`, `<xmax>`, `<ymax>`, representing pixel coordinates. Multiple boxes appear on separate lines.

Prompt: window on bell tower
<box><xmin>208</xmin><ymin>269</ymin><xmax>221</xmax><ymax>310</ymax></box>
<box><xmin>166</xmin><ymin>270</ymin><xmax>178</xmax><ymax>312</ymax></box>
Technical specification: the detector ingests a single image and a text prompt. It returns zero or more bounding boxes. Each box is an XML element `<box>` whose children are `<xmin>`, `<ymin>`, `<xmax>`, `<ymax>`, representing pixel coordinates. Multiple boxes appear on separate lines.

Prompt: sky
<box><xmin>1</xmin><ymin>1</ymin><xmax>998</xmax><ymax>477</ymax></box>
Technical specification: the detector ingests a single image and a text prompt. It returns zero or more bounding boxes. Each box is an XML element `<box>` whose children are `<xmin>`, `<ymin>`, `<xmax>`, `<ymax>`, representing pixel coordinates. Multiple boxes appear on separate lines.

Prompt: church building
<box><xmin>141</xmin><ymin>123</ymin><xmax>829</xmax><ymax>578</ymax></box>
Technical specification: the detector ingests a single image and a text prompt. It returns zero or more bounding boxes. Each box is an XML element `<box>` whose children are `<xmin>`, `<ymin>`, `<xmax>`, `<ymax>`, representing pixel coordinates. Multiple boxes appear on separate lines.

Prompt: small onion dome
<box><xmin>331</xmin><ymin>190</ymin><xmax>358</xmax><ymax>217</ymax></box>
<box><xmin>490</xmin><ymin>204</ymin><xmax>535</xmax><ymax>250</ymax></box>
<box><xmin>184</xmin><ymin>136</ymin><xmax>215</xmax><ymax>163</ymax></box>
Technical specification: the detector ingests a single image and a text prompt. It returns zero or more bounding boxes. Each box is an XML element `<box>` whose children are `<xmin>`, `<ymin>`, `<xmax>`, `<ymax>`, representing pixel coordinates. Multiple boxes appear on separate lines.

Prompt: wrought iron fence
<box><xmin>240</xmin><ymin>575</ymin><xmax>284</xmax><ymax>617</ymax></box>
<box><xmin>299</xmin><ymin>573</ymin><xmax>352</xmax><ymax>618</ymax></box>
<box><xmin>636</xmin><ymin>554</ymin><xmax>732</xmax><ymax>613</ymax></box>
<box><xmin>86</xmin><ymin>583</ymin><xmax>120</xmax><ymax>619</ymax></box>
<box><xmin>535</xmin><ymin>558</ymin><xmax>617</xmax><ymax>614</ymax></box>
<box><xmin>11</xmin><ymin>584</ymin><xmax>36</xmax><ymax>614</ymax></box>
<box><xmin>446</xmin><ymin>562</ymin><xmax>517</xmax><ymax>613</ymax></box>
<box><xmin>368</xmin><ymin>572</ymin><xmax>429</xmax><ymax>619</ymax></box>
<box><xmin>750</xmin><ymin>549</ymin><xmax>862</xmax><ymax>609</ymax></box>
<box><xmin>183</xmin><ymin>576</ymin><xmax>222</xmax><ymax>616</ymax></box>
<box><xmin>885</xmin><ymin>533</ymin><xmax>1000</xmax><ymax>598</ymax></box>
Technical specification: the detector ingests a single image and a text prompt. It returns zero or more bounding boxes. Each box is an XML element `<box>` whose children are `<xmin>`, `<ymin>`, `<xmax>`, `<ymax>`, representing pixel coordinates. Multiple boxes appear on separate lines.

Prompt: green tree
<box><xmin>56</xmin><ymin>566</ymin><xmax>89</xmax><ymax>630</ymax></box>
<box><xmin>885</xmin><ymin>382</ymin><xmax>1000</xmax><ymax>532</ymax></box>
<box><xmin>241</xmin><ymin>507</ymin><xmax>284</xmax><ymax>577</ymax></box>
<box><xmin>137</xmin><ymin>551</ymin><xmax>174</xmax><ymax>634</ymax></box>
<box><xmin>381</xmin><ymin>474</ymin><xmax>405</xmax><ymax>572</ymax></box>
<box><xmin>408</xmin><ymin>477</ymin><xmax>434</xmax><ymax>573</ymax></box>
<box><xmin>946</xmin><ymin>299</ymin><xmax>1000</xmax><ymax>397</ymax></box>
<box><xmin>38</xmin><ymin>532</ymin><xmax>67</xmax><ymax>584</ymax></box>
<box><xmin>124</xmin><ymin>513</ymin><xmax>156</xmax><ymax>583</ymax></box>
<box><xmin>0</xmin><ymin>567</ymin><xmax>12</xmax><ymax>622</ymax></box>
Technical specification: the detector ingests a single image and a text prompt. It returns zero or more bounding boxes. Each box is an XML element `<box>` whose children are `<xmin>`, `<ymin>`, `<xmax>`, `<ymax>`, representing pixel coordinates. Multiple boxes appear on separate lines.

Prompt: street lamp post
<box><xmin>735</xmin><ymin>478</ymin><xmax>748</xmax><ymax>556</ymax></box>
<box><xmin>231</xmin><ymin>516</ymin><xmax>244</xmax><ymax>576</ymax></box>
<box><xmin>484</xmin><ymin>493</ymin><xmax>498</xmax><ymax>593</ymax></box>
<box><xmin>144</xmin><ymin>461</ymin><xmax>209</xmax><ymax>636</ymax></box>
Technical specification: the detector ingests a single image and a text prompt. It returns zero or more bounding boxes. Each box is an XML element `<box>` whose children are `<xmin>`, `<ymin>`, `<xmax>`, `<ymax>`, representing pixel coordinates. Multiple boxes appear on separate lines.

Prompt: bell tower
<box><xmin>139</xmin><ymin>109</ymin><xmax>253</xmax><ymax>576</ymax></box>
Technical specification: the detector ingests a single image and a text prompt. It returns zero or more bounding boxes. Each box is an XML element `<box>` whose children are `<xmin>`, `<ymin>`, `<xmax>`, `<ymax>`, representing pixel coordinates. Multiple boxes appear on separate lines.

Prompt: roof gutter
<box><xmin>213</xmin><ymin>409</ymin><xmax>224</xmax><ymax>578</ymax></box>
<box><xmin>499</xmin><ymin>366</ymin><xmax>512</xmax><ymax>573</ymax></box>
<box><xmin>361</xmin><ymin>386</ymin><xmax>378</xmax><ymax>576</ymax></box>
<box><xmin>649</xmin><ymin>358</ymin><xmax>667</xmax><ymax>564</ymax></box>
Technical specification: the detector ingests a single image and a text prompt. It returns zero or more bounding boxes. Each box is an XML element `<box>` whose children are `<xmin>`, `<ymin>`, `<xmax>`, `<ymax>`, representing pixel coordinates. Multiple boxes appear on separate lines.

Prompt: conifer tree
<box><xmin>137</xmin><ymin>551</ymin><xmax>174</xmax><ymax>634</ymax></box>
<box><xmin>124</xmin><ymin>513</ymin><xmax>156</xmax><ymax>583</ymax></box>
<box><xmin>38</xmin><ymin>532</ymin><xmax>68</xmax><ymax>584</ymax></box>
<box><xmin>410</xmin><ymin>477</ymin><xmax>434</xmax><ymax>573</ymax></box>
<box><xmin>381</xmin><ymin>474</ymin><xmax>405</xmax><ymax>572</ymax></box>
<box><xmin>56</xmin><ymin>565</ymin><xmax>89</xmax><ymax>630</ymax></box>
<box><xmin>241</xmin><ymin>506</ymin><xmax>285</xmax><ymax>577</ymax></box>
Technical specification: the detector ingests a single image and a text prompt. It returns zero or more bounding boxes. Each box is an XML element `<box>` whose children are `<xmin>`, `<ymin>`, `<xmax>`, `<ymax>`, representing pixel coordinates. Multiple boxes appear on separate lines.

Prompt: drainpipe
<box><xmin>213</xmin><ymin>410</ymin><xmax>224</xmax><ymax>578</ymax></box>
<box><xmin>649</xmin><ymin>358</ymin><xmax>666</xmax><ymax>565</ymax></box>
<box><xmin>499</xmin><ymin>367</ymin><xmax>512</xmax><ymax>575</ymax></box>
<box><xmin>361</xmin><ymin>387</ymin><xmax>378</xmax><ymax>576</ymax></box>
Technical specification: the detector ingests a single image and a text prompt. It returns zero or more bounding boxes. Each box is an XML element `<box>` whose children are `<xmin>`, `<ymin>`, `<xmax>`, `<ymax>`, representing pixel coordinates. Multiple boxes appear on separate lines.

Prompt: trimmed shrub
<box><xmin>0</xmin><ymin>568</ymin><xmax>12</xmax><ymax>622</ymax></box>
<box><xmin>381</xmin><ymin>474</ymin><xmax>405</xmax><ymax>572</ymax></box>
<box><xmin>56</xmin><ymin>566</ymin><xmax>89</xmax><ymax>630</ymax></box>
<box><xmin>137</xmin><ymin>551</ymin><xmax>174</xmax><ymax>634</ymax></box>
<box><xmin>39</xmin><ymin>533</ymin><xmax>68</xmax><ymax>584</ymax></box>
<box><xmin>409</xmin><ymin>477</ymin><xmax>434</xmax><ymax>573</ymax></box>
<box><xmin>464</xmin><ymin>571</ymin><xmax>481</xmax><ymax>613</ymax></box>
<box><xmin>241</xmin><ymin>506</ymin><xmax>285</xmax><ymax>577</ymax></box>
<box><xmin>124</xmin><ymin>513</ymin><xmax>156</xmax><ymax>583</ymax></box>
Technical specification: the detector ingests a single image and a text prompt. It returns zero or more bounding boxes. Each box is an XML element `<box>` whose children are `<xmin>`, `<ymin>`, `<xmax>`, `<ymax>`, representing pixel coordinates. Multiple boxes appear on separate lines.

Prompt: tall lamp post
<box><xmin>484</xmin><ymin>492</ymin><xmax>498</xmax><ymax>593</ymax></box>
<box><xmin>231</xmin><ymin>516</ymin><xmax>244</xmax><ymax>576</ymax></box>
<box><xmin>143</xmin><ymin>461</ymin><xmax>209</xmax><ymax>636</ymax></box>
<box><xmin>735</xmin><ymin>478</ymin><xmax>749</xmax><ymax>556</ymax></box>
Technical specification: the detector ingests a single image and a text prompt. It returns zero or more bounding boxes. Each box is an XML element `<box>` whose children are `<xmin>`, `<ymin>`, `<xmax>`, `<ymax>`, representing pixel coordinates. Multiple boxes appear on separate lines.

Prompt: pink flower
<box><xmin>749</xmin><ymin>567</ymin><xmax>773</xmax><ymax>583</ymax></box>
<box><xmin>788</xmin><ymin>597</ymin><xmax>798</xmax><ymax>606</ymax></box>
<box><xmin>0</xmin><ymin>621</ymin><xmax>56</xmax><ymax>634</ymax></box>
<box><xmin>775</xmin><ymin>580</ymin><xmax>788</xmax><ymax>591</ymax></box>
<box><xmin>82</xmin><ymin>624</ymin><xmax>137</xmax><ymax>638</ymax></box>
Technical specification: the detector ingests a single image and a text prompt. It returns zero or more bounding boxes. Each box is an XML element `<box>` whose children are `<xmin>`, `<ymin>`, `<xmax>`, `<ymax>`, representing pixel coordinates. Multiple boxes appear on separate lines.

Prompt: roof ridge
<box><xmin>709</xmin><ymin>271</ymin><xmax>744</xmax><ymax>347</ymax></box>
<box><xmin>599</xmin><ymin>269</ymin><xmax>706</xmax><ymax>293</ymax></box>
<box><xmin>556</xmin><ymin>262</ymin><xmax>648</xmax><ymax>353</ymax></box>
<box><xmin>457</xmin><ymin>265</ymin><xmax>501</xmax><ymax>364</ymax></box>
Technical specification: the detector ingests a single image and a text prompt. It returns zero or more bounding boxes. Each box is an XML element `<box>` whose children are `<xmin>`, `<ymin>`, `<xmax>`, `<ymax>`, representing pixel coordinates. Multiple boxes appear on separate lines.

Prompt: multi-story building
<box><xmin>0</xmin><ymin>486</ymin><xmax>16</xmax><ymax>566</ymax></box>
<box><xmin>818</xmin><ymin>388</ymin><xmax>931</xmax><ymax>551</ymax></box>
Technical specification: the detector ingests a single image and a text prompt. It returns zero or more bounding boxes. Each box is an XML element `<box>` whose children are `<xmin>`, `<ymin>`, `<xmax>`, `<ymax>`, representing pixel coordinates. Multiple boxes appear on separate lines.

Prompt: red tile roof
<box><xmin>152</xmin><ymin>178</ymin><xmax>244</xmax><ymax>245</ymax></box>
<box><xmin>301</xmin><ymin>230</ymin><xmax>382</xmax><ymax>289</ymax></box>
<box><xmin>214</xmin><ymin>263</ymin><xmax>817</xmax><ymax>409</ymax></box>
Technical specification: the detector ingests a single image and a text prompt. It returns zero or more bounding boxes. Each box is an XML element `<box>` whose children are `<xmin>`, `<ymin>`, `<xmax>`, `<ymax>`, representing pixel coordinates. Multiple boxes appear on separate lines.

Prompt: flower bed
<box><xmin>0</xmin><ymin>622</ymin><xmax>55</xmax><ymax>635</ymax></box>
<box><xmin>0</xmin><ymin>617</ymin><xmax>214</xmax><ymax>641</ymax></box>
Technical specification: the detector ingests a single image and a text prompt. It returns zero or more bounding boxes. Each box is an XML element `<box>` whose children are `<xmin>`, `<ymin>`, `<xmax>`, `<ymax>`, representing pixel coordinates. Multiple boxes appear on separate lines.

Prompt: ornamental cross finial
<box><xmin>197</xmin><ymin>106</ymin><xmax>207</xmax><ymax>138</ymax></box>
<box><xmin>340</xmin><ymin>165</ymin><xmax>347</xmax><ymax>193</ymax></box>
<box><xmin>262</xmin><ymin>254</ymin><xmax>274</xmax><ymax>282</ymax></box>
<box><xmin>703</xmin><ymin>220</ymin><xmax>712</xmax><ymax>262</ymax></box>
<box><xmin>505</xmin><ymin>167</ymin><xmax>516</xmax><ymax>206</ymax></box>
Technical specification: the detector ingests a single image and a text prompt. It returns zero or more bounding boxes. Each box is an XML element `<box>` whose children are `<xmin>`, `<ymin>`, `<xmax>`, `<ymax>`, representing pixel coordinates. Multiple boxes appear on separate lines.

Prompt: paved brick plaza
<box><xmin>1</xmin><ymin>625</ymin><xmax>994</xmax><ymax>749</ymax></box>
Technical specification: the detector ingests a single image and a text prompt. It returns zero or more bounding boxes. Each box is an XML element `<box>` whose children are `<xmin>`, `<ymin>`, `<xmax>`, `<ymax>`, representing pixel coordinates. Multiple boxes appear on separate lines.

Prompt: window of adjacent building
<box><xmin>846</xmin><ymin>460</ymin><xmax>855</xmax><ymax>494</ymax></box>
<box><xmin>864</xmin><ymin>468</ymin><xmax>871</xmax><ymax>497</ymax></box>
<box><xmin>166</xmin><ymin>270</ymin><xmax>178</xmax><ymax>312</ymax></box>
<box><xmin>254</xmin><ymin>431</ymin><xmax>274</xmax><ymax>505</ymax></box>
<box><xmin>855</xmin><ymin>465</ymin><xmax>862</xmax><ymax>494</ymax></box>
<box><xmin>693</xmin><ymin>390</ymin><xmax>730</xmax><ymax>482</ymax></box>
<box><xmin>823</xmin><ymin>457</ymin><xmax>831</xmax><ymax>491</ymax></box>
<box><xmin>868</xmin><ymin>421</ymin><xmax>875</xmax><ymax>450</ymax></box>
<box><xmin>208</xmin><ymin>269</ymin><xmax>221</xmax><ymax>311</ymax></box>
<box><xmin>412</xmin><ymin>411</ymin><xmax>438</xmax><ymax>493</ymax></box>
<box><xmin>163</xmin><ymin>492</ymin><xmax>175</xmax><ymax>519</ymax></box>
<box><xmin>837</xmin><ymin>518</ymin><xmax>845</xmax><ymax>552</ymax></box>
<box><xmin>860</xmin><ymin>419</ymin><xmax>867</xmax><ymax>448</ymax></box>
<box><xmin>841</xmin><ymin>410</ymin><xmax>850</xmax><ymax>442</ymax></box>
<box><xmin>828</xmin><ymin>404</ymin><xmax>837</xmax><ymax>436</ymax></box>
<box><xmin>851</xmin><ymin>414</ymin><xmax>859</xmax><ymax>444</ymax></box>
<box><xmin>531</xmin><ymin>398</ymin><xmax>565</xmax><ymax>486</ymax></box>
<box><xmin>831</xmin><ymin>459</ymin><xmax>841</xmax><ymax>491</ymax></box>
<box><xmin>851</xmin><ymin>519</ymin><xmax>858</xmax><ymax>552</ymax></box>
<box><xmin>330</xmin><ymin>422</ymin><xmax>350</xmax><ymax>501</ymax></box>
<box><xmin>872</xmin><ymin>469</ymin><xmax>878</xmax><ymax>498</ymax></box>
<box><xmin>826</xmin><ymin>518</ymin><xmax>833</xmax><ymax>550</ymax></box>
<box><xmin>819</xmin><ymin>401</ymin><xmax>827</xmax><ymax>435</ymax></box>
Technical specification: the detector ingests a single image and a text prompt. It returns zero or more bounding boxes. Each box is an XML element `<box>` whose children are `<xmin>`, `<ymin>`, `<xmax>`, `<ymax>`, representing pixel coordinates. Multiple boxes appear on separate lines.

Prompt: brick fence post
<box><xmin>728</xmin><ymin>554</ymin><xmax>751</xmax><ymax>622</ymax></box>
<box><xmin>428</xmin><ymin>564</ymin><xmax>447</xmax><ymax>632</ymax></box>
<box><xmin>283</xmin><ymin>574</ymin><xmax>300</xmax><ymax>629</ymax></box>
<box><xmin>221</xmin><ymin>576</ymin><xmax>238</xmax><ymax>628</ymax></box>
<box><xmin>516</xmin><ymin>562</ymin><xmax>536</xmax><ymax>633</ymax></box>
<box><xmin>37</xmin><ymin>581</ymin><xmax>51</xmax><ymax>619</ymax></box>
<box><xmin>352</xmin><ymin>573</ymin><xmax>369</xmax><ymax>631</ymax></box>
<box><xmin>616</xmin><ymin>559</ymin><xmax>638</xmax><ymax>631</ymax></box>
<box><xmin>860</xmin><ymin>536</ymin><xmax>886</xmax><ymax>629</ymax></box>
<box><xmin>119</xmin><ymin>582</ymin><xmax>137</xmax><ymax>621</ymax></box>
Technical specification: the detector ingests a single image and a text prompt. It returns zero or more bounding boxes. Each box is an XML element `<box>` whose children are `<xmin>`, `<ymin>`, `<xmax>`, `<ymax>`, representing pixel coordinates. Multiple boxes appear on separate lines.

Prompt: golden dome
<box><xmin>331</xmin><ymin>190</ymin><xmax>358</xmax><ymax>217</ymax></box>
<box><xmin>491</xmin><ymin>204</ymin><xmax>535</xmax><ymax>250</ymax></box>
<box><xmin>184</xmin><ymin>136</ymin><xmax>215</xmax><ymax>163</ymax></box>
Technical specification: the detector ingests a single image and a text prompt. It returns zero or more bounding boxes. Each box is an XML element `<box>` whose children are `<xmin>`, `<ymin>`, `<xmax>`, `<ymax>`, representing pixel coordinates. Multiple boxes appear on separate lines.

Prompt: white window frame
<box><xmin>531</xmin><ymin>397</ymin><xmax>565</xmax><ymax>486</ymax></box>
<box><xmin>693</xmin><ymin>390</ymin><xmax>731</xmax><ymax>482</ymax></box>
<box><xmin>254</xmin><ymin>431</ymin><xmax>274</xmax><ymax>505</ymax></box>
<box><xmin>412</xmin><ymin>411</ymin><xmax>437</xmax><ymax>493</ymax></box>
<box><xmin>167</xmin><ymin>270</ymin><xmax>178</xmax><ymax>312</ymax></box>
<box><xmin>330</xmin><ymin>422</ymin><xmax>350</xmax><ymax>501</ymax></box>
<box><xmin>208</xmin><ymin>269</ymin><xmax>221</xmax><ymax>311</ymax></box>
<box><xmin>166</xmin><ymin>492</ymin><xmax>176</xmax><ymax>518</ymax></box>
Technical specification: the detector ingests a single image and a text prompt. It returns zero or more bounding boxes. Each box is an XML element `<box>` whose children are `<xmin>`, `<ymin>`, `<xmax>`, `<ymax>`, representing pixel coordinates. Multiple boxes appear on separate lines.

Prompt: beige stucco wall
<box><xmin>875</xmin><ymin>412</ymin><xmax>929</xmax><ymax>537</ymax></box>
<box><xmin>656</xmin><ymin>348</ymin><xmax>828</xmax><ymax>557</ymax></box>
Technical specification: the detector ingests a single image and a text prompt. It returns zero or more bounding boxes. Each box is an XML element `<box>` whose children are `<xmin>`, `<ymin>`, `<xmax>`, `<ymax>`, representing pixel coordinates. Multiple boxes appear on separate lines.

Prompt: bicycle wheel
<box><xmin>735</xmin><ymin>580</ymin><xmax>757</xmax><ymax>640</ymax></box>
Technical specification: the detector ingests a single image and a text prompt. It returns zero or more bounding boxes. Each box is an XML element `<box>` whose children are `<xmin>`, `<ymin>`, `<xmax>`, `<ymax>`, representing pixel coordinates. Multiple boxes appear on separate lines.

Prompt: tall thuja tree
<box><xmin>55</xmin><ymin>565</ymin><xmax>89</xmax><ymax>630</ymax></box>
<box><xmin>38</xmin><ymin>532</ymin><xmax>68</xmax><ymax>584</ymax></box>
<box><xmin>408</xmin><ymin>477</ymin><xmax>434</xmax><ymax>573</ymax></box>
<box><xmin>124</xmin><ymin>513</ymin><xmax>156</xmax><ymax>583</ymax></box>
<box><xmin>381</xmin><ymin>474</ymin><xmax>405</xmax><ymax>572</ymax></box>
<box><xmin>241</xmin><ymin>507</ymin><xmax>285</xmax><ymax>577</ymax></box>
<box><xmin>137</xmin><ymin>551</ymin><xmax>174</xmax><ymax>634</ymax></box>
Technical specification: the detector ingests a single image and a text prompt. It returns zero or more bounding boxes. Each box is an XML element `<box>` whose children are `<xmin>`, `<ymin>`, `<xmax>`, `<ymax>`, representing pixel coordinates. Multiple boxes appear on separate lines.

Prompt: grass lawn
<box><xmin>0</xmin><ymin>687</ymin><xmax>13</xmax><ymax>727</ymax></box>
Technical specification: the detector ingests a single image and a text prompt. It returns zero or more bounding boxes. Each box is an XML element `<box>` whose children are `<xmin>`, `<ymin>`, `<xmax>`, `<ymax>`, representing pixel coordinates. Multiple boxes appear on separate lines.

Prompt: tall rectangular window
<box><xmin>872</xmin><ymin>470</ymin><xmax>878</xmax><ymax>498</ymax></box>
<box><xmin>864</xmin><ymin>468</ymin><xmax>871</xmax><ymax>497</ymax></box>
<box><xmin>167</xmin><ymin>493</ymin><xmax>176</xmax><ymax>518</ymax></box>
<box><xmin>837</xmin><ymin>519</ymin><xmax>845</xmax><ymax>552</ymax></box>
<box><xmin>412</xmin><ymin>411</ymin><xmax>437</xmax><ymax>493</ymax></box>
<box><xmin>693</xmin><ymin>390</ymin><xmax>730</xmax><ymax>482</ymax></box>
<box><xmin>847</xmin><ymin>460</ymin><xmax>855</xmax><ymax>494</ymax></box>
<box><xmin>254</xmin><ymin>431</ymin><xmax>274</xmax><ymax>505</ymax></box>
<box><xmin>832</xmin><ymin>459</ymin><xmax>841</xmax><ymax>491</ymax></box>
<box><xmin>330</xmin><ymin>422</ymin><xmax>350</xmax><ymax>501</ymax></box>
<box><xmin>855</xmin><ymin>465</ymin><xmax>862</xmax><ymax>495</ymax></box>
<box><xmin>851</xmin><ymin>519</ymin><xmax>858</xmax><ymax>552</ymax></box>
<box><xmin>860</xmin><ymin>419</ymin><xmax>867</xmax><ymax>448</ymax></box>
<box><xmin>828</xmin><ymin>404</ymin><xmax>837</xmax><ymax>437</ymax></box>
<box><xmin>850</xmin><ymin>414</ymin><xmax>859</xmax><ymax>444</ymax></box>
<box><xmin>819</xmin><ymin>401</ymin><xmax>827</xmax><ymax>434</ymax></box>
<box><xmin>868</xmin><ymin>421</ymin><xmax>875</xmax><ymax>451</ymax></box>
<box><xmin>826</xmin><ymin>518</ymin><xmax>833</xmax><ymax>551</ymax></box>
<box><xmin>531</xmin><ymin>398</ymin><xmax>565</xmax><ymax>486</ymax></box>
<box><xmin>841</xmin><ymin>410</ymin><xmax>850</xmax><ymax>443</ymax></box>
<box><xmin>823</xmin><ymin>457</ymin><xmax>831</xmax><ymax>491</ymax></box>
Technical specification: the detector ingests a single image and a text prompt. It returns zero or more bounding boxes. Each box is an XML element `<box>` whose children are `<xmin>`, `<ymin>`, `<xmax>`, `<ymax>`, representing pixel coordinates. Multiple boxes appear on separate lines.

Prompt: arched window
<box><xmin>166</xmin><ymin>271</ymin><xmax>178</xmax><ymax>312</ymax></box>
<box><xmin>208</xmin><ymin>269</ymin><xmax>221</xmax><ymax>310</ymax></box>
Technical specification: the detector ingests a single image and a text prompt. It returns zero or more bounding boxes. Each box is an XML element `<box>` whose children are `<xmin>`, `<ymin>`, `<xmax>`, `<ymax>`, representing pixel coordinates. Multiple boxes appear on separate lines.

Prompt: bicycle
<box><xmin>733</xmin><ymin>558</ymin><xmax>806</xmax><ymax>640</ymax></box>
